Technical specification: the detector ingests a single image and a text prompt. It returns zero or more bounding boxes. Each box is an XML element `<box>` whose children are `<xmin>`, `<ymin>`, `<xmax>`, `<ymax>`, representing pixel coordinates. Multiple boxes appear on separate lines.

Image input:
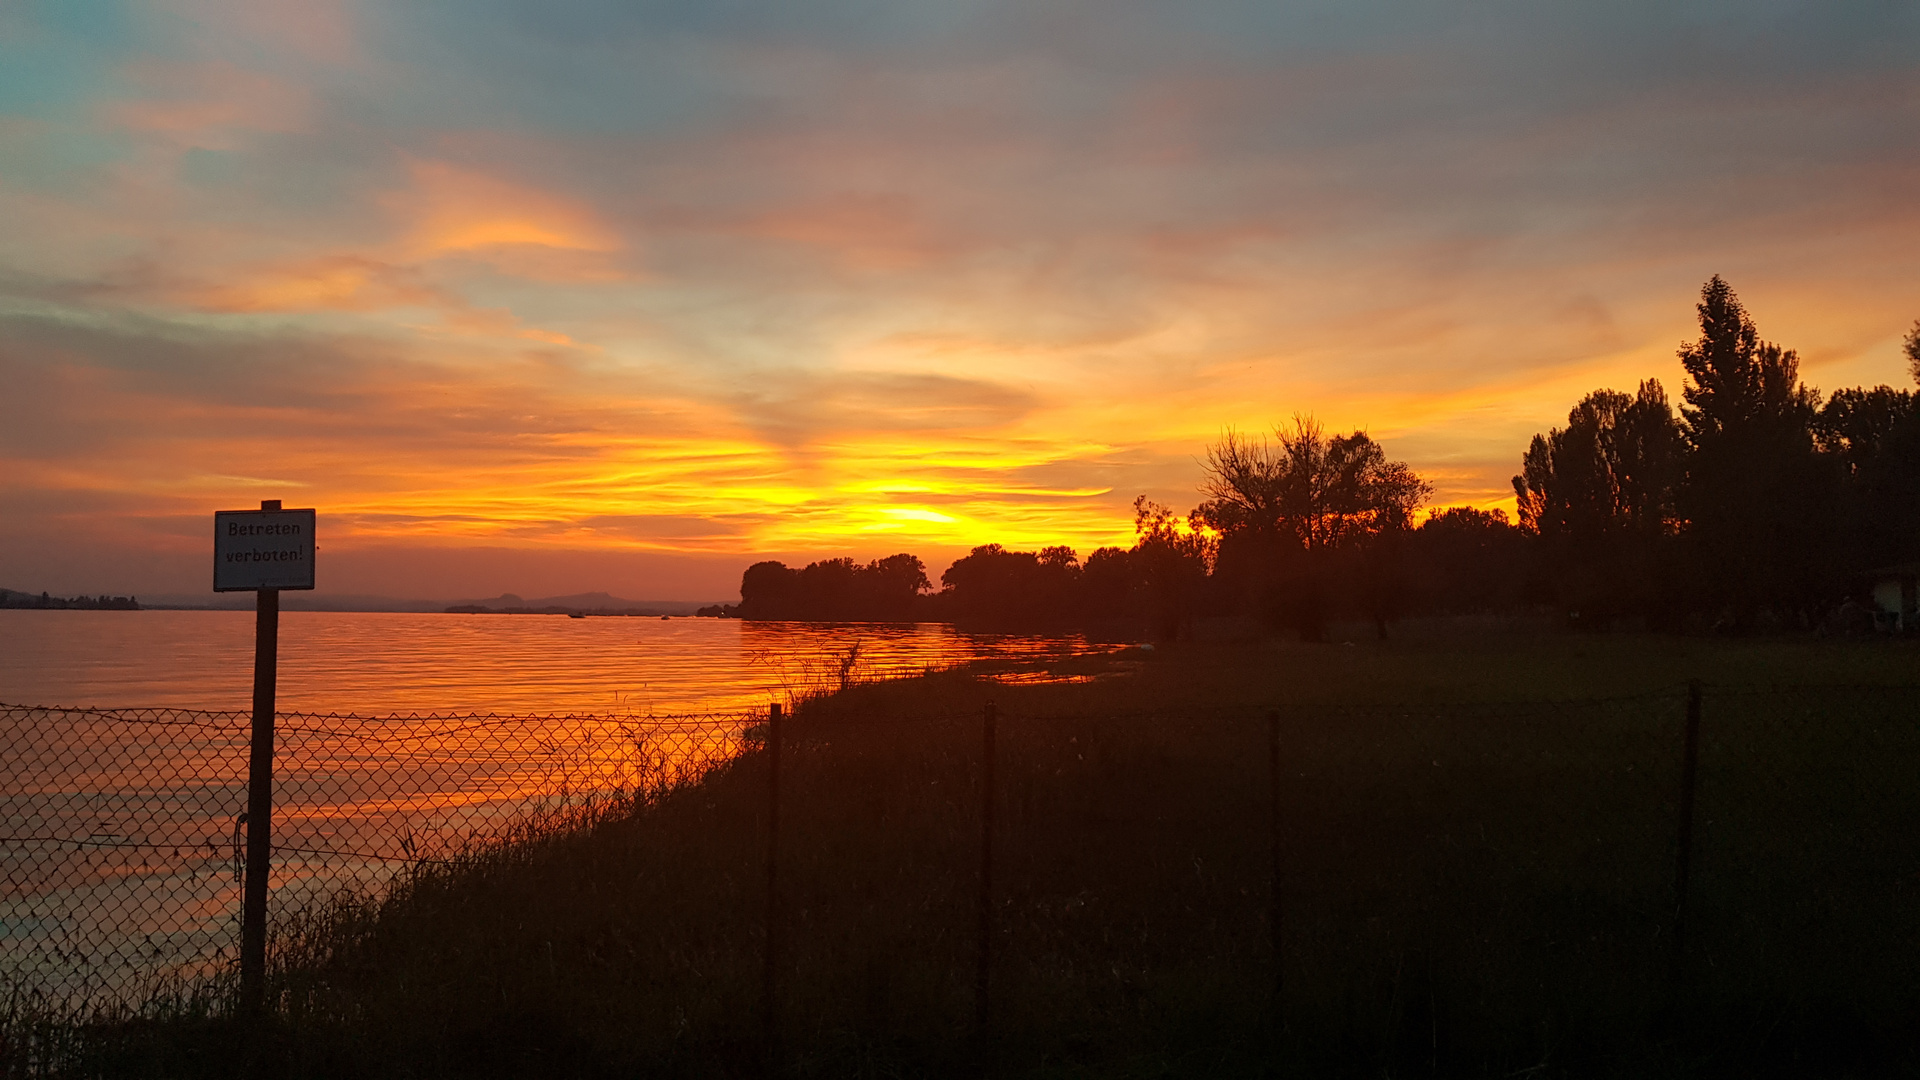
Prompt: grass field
<box><xmin>30</xmin><ymin>631</ymin><xmax>1920</xmax><ymax>1078</ymax></box>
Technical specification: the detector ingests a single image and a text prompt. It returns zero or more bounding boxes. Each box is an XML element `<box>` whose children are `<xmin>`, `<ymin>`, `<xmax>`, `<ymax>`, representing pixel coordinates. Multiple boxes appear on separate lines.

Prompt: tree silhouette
<box><xmin>1078</xmin><ymin>546</ymin><xmax>1136</xmax><ymax>621</ymax></box>
<box><xmin>1512</xmin><ymin>381</ymin><xmax>1680</xmax><ymax>623</ymax></box>
<box><xmin>938</xmin><ymin>544</ymin><xmax>1079</xmax><ymax>625</ymax></box>
<box><xmin>1196</xmin><ymin>416</ymin><xmax>1428</xmax><ymax>553</ymax></box>
<box><xmin>737</xmin><ymin>554</ymin><xmax>930</xmax><ymax>620</ymax></box>
<box><xmin>1816</xmin><ymin>385</ymin><xmax>1920</xmax><ymax>576</ymax></box>
<box><xmin>863</xmin><ymin>554</ymin><xmax>934</xmax><ymax>618</ymax></box>
<box><xmin>1674</xmin><ymin>276</ymin><xmax>1824</xmax><ymax>624</ymax></box>
<box><xmin>1409</xmin><ymin>507</ymin><xmax>1530</xmax><ymax>615</ymax></box>
<box><xmin>1196</xmin><ymin>417</ymin><xmax>1429</xmax><ymax>639</ymax></box>
<box><xmin>1501</xmin><ymin>289</ymin><xmax>1920</xmax><ymax>629</ymax></box>
<box><xmin>1128</xmin><ymin>497</ymin><xmax>1212</xmax><ymax>640</ymax></box>
<box><xmin>1514</xmin><ymin>381</ymin><xmax>1679</xmax><ymax>540</ymax></box>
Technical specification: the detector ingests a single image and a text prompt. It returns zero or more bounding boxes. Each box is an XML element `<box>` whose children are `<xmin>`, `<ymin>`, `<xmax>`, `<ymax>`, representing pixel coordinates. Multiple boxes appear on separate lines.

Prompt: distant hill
<box><xmin>444</xmin><ymin>593</ymin><xmax>719</xmax><ymax>617</ymax></box>
<box><xmin>139</xmin><ymin>593</ymin><xmax>447</xmax><ymax>612</ymax></box>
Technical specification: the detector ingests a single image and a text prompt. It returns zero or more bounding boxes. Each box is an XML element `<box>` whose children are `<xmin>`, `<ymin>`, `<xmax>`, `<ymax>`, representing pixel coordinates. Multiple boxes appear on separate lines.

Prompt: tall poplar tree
<box><xmin>1674</xmin><ymin>276</ymin><xmax>1824</xmax><ymax>623</ymax></box>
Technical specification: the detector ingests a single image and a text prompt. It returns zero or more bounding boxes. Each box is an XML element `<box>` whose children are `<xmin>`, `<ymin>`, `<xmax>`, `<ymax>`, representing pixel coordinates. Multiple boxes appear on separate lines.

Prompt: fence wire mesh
<box><xmin>1684</xmin><ymin>686</ymin><xmax>1920</xmax><ymax>1018</ymax></box>
<box><xmin>0</xmin><ymin>704</ymin><xmax>757</xmax><ymax>1012</ymax></box>
<box><xmin>766</xmin><ymin>686</ymin><xmax>1918</xmax><ymax>1065</ymax></box>
<box><xmin>2</xmin><ymin>682</ymin><xmax>1916</xmax><ymax>1073</ymax></box>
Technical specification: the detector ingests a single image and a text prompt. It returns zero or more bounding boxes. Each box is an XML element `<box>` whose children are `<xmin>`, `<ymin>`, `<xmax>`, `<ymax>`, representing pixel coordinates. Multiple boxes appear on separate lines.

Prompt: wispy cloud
<box><xmin>2</xmin><ymin>0</ymin><xmax>1917</xmax><ymax>596</ymax></box>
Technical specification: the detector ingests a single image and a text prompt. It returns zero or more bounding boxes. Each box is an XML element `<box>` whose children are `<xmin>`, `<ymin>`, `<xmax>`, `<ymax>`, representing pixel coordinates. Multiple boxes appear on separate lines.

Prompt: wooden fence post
<box><xmin>241</xmin><ymin>499</ymin><xmax>282</xmax><ymax>1016</ymax></box>
<box><xmin>975</xmin><ymin>701</ymin><xmax>997</xmax><ymax>1041</ymax></box>
<box><xmin>1671</xmin><ymin>680</ymin><xmax>1702</xmax><ymax>990</ymax></box>
<box><xmin>764</xmin><ymin>701</ymin><xmax>782</xmax><ymax>1067</ymax></box>
<box><xmin>1268</xmin><ymin>708</ymin><xmax>1283</xmax><ymax>1023</ymax></box>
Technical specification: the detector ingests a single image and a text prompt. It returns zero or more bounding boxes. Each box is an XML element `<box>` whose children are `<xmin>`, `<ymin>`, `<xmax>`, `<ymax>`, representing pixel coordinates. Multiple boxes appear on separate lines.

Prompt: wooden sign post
<box><xmin>214</xmin><ymin>499</ymin><xmax>315</xmax><ymax>1012</ymax></box>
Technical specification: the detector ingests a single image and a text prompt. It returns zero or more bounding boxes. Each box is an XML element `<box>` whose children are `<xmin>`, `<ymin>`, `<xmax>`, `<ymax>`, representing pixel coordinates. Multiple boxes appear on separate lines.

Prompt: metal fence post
<box><xmin>764</xmin><ymin>701</ymin><xmax>782</xmax><ymax>1065</ymax></box>
<box><xmin>1671</xmin><ymin>680</ymin><xmax>1702</xmax><ymax>988</ymax></box>
<box><xmin>1268</xmin><ymin>708</ymin><xmax>1283</xmax><ymax>1022</ymax></box>
<box><xmin>975</xmin><ymin>701</ymin><xmax>997</xmax><ymax>1040</ymax></box>
<box><xmin>241</xmin><ymin>581</ymin><xmax>279</xmax><ymax>1014</ymax></box>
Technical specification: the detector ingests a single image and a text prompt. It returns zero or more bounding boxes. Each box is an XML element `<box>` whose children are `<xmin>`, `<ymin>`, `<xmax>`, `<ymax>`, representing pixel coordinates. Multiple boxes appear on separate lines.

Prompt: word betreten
<box><xmin>226</xmin><ymin>522</ymin><xmax>303</xmax><ymax>537</ymax></box>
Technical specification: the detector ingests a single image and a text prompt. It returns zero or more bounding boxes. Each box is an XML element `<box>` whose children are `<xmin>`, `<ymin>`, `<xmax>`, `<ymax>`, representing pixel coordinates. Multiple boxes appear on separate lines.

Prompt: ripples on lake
<box><xmin>0</xmin><ymin>610</ymin><xmax>1109</xmax><ymax>714</ymax></box>
<box><xmin>0</xmin><ymin>610</ymin><xmax>1117</xmax><ymax>1006</ymax></box>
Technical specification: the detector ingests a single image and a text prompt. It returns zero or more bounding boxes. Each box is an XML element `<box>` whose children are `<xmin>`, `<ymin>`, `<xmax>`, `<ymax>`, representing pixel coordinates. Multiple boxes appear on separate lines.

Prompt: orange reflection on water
<box><xmin>0</xmin><ymin>613</ymin><xmax>1123</xmax><ymax>1004</ymax></box>
<box><xmin>0</xmin><ymin>610</ymin><xmax>1113</xmax><ymax>715</ymax></box>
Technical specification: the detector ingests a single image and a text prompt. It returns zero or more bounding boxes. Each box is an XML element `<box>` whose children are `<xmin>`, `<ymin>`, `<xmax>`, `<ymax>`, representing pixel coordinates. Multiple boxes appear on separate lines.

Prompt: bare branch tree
<box><xmin>1196</xmin><ymin>415</ymin><xmax>1430</xmax><ymax>551</ymax></box>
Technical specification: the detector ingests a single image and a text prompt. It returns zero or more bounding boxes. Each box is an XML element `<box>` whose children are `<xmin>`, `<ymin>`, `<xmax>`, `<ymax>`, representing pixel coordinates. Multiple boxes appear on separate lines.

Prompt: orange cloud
<box><xmin>180</xmin><ymin>257</ymin><xmax>587</xmax><ymax>345</ymax></box>
<box><xmin>397</xmin><ymin>160</ymin><xmax>621</xmax><ymax>259</ymax></box>
<box><xmin>11</xmin><ymin>5</ymin><xmax>1920</xmax><ymax>607</ymax></box>
<box><xmin>190</xmin><ymin>256</ymin><xmax>440</xmax><ymax>313</ymax></box>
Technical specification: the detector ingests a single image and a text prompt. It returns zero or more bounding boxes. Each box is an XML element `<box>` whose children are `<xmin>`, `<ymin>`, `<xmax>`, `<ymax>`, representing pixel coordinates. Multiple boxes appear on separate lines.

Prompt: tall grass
<box><xmin>13</xmin><ymin>633</ymin><xmax>1919</xmax><ymax>1078</ymax></box>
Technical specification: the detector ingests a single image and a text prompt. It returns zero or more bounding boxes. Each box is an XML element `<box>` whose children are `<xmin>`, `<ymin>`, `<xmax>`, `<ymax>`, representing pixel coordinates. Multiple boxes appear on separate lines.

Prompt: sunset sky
<box><xmin>3</xmin><ymin>0</ymin><xmax>1916</xmax><ymax>601</ymax></box>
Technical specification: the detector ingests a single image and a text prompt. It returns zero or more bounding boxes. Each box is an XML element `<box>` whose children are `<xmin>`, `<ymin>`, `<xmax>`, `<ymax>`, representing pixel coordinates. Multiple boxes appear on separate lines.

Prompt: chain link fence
<box><xmin>0</xmin><ymin>704</ymin><xmax>757</xmax><ymax>1013</ymax></box>
<box><xmin>3</xmin><ymin>683</ymin><xmax>1916</xmax><ymax>1073</ymax></box>
<box><xmin>1682</xmin><ymin>686</ymin><xmax>1920</xmax><ymax>1033</ymax></box>
<box><xmin>767</xmin><ymin>685</ymin><xmax>1919</xmax><ymax>1070</ymax></box>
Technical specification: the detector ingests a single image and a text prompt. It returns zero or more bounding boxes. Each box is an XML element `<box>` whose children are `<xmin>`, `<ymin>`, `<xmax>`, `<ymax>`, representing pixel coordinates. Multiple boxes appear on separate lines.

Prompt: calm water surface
<box><xmin>0</xmin><ymin>610</ymin><xmax>1109</xmax><ymax>714</ymax></box>
<box><xmin>1</xmin><ymin>610</ymin><xmax>1113</xmax><ymax>1004</ymax></box>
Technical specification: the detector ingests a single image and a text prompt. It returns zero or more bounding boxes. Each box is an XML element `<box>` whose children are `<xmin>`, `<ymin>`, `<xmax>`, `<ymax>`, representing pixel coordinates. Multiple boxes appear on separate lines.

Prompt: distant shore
<box><xmin>443</xmin><ymin>604</ymin><xmax>703</xmax><ymax>618</ymax></box>
<box><xmin>0</xmin><ymin>588</ymin><xmax>139</xmax><ymax>610</ymax></box>
<box><xmin>0</xmin><ymin>590</ymin><xmax>727</xmax><ymax>616</ymax></box>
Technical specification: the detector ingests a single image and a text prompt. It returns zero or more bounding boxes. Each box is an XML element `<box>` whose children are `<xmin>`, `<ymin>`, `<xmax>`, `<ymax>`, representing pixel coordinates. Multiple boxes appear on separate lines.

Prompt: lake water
<box><xmin>0</xmin><ymin>611</ymin><xmax>1114</xmax><ymax>1007</ymax></box>
<box><xmin>0</xmin><ymin>609</ymin><xmax>1111</xmax><ymax>714</ymax></box>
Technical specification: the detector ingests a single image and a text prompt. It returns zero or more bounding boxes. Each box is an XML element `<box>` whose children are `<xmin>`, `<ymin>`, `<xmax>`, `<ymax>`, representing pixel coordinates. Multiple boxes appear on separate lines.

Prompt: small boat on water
<box><xmin>568</xmin><ymin>613</ymin><xmax>586</xmax><ymax>619</ymax></box>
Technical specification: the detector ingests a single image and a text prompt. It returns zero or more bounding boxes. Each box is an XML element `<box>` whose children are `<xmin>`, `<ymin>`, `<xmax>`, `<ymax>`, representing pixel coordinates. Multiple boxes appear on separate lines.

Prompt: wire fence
<box><xmin>3</xmin><ymin>682</ymin><xmax>1917</xmax><ymax>1071</ymax></box>
<box><xmin>0</xmin><ymin>704</ymin><xmax>757</xmax><ymax>1011</ymax></box>
<box><xmin>759</xmin><ymin>684</ymin><xmax>1920</xmax><ymax>1065</ymax></box>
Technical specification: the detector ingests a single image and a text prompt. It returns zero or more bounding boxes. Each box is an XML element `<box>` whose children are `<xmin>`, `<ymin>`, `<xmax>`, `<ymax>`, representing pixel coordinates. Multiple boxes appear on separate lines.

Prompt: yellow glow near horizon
<box><xmin>297</xmin><ymin>427</ymin><xmax>1152</xmax><ymax>556</ymax></box>
<box><xmin>7</xmin><ymin>4</ymin><xmax>1918</xmax><ymax>603</ymax></box>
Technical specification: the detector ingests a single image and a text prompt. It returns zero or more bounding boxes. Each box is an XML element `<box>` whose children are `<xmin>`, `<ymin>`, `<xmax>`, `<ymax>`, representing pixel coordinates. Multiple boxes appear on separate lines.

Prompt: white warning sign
<box><xmin>213</xmin><ymin>508</ymin><xmax>316</xmax><ymax>592</ymax></box>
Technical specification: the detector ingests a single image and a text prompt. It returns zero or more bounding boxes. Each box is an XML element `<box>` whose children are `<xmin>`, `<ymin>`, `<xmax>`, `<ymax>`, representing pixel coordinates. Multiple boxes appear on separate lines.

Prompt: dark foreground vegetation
<box><xmin>714</xmin><ymin>279</ymin><xmax>1920</xmax><ymax>639</ymax></box>
<box><xmin>34</xmin><ymin>632</ymin><xmax>1920</xmax><ymax>1079</ymax></box>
